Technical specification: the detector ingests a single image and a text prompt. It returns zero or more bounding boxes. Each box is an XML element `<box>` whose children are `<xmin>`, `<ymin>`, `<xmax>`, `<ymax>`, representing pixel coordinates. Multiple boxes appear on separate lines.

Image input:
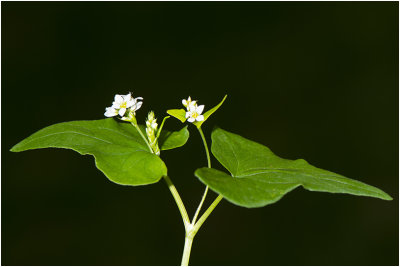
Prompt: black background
<box><xmin>3</xmin><ymin>2</ymin><xmax>398</xmax><ymax>265</ymax></box>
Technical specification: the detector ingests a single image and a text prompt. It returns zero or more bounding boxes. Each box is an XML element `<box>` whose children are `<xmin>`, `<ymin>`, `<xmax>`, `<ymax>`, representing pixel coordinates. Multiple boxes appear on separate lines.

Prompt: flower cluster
<box><xmin>104</xmin><ymin>93</ymin><xmax>207</xmax><ymax>155</ymax></box>
<box><xmin>104</xmin><ymin>93</ymin><xmax>143</xmax><ymax>123</ymax></box>
<box><xmin>182</xmin><ymin>96</ymin><xmax>205</xmax><ymax>123</ymax></box>
<box><xmin>146</xmin><ymin>111</ymin><xmax>160</xmax><ymax>155</ymax></box>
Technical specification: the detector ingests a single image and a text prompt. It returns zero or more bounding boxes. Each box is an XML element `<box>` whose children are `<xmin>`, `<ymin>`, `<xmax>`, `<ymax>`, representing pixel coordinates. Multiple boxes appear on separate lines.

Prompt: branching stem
<box><xmin>180</xmin><ymin>127</ymin><xmax>224</xmax><ymax>266</ymax></box>
<box><xmin>132</xmin><ymin>122</ymin><xmax>153</xmax><ymax>153</ymax></box>
<box><xmin>132</xmin><ymin>121</ymin><xmax>223</xmax><ymax>266</ymax></box>
<box><xmin>191</xmin><ymin>186</ymin><xmax>208</xmax><ymax>224</ymax></box>
<box><xmin>192</xmin><ymin>194</ymin><xmax>223</xmax><ymax>234</ymax></box>
<box><xmin>163</xmin><ymin>176</ymin><xmax>190</xmax><ymax>230</ymax></box>
<box><xmin>191</xmin><ymin>127</ymin><xmax>212</xmax><ymax>225</ymax></box>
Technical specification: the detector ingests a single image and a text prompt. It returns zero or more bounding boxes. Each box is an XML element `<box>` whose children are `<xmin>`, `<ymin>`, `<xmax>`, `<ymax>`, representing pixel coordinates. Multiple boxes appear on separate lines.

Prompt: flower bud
<box><xmin>145</xmin><ymin>111</ymin><xmax>160</xmax><ymax>155</ymax></box>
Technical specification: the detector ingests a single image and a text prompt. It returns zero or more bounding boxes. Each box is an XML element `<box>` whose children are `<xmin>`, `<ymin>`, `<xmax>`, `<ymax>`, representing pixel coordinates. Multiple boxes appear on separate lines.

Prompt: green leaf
<box><xmin>10</xmin><ymin>119</ymin><xmax>188</xmax><ymax>186</ymax></box>
<box><xmin>195</xmin><ymin>128</ymin><xmax>392</xmax><ymax>208</ymax></box>
<box><xmin>159</xmin><ymin>125</ymin><xmax>189</xmax><ymax>150</ymax></box>
<box><xmin>193</xmin><ymin>95</ymin><xmax>227</xmax><ymax>128</ymax></box>
<box><xmin>166</xmin><ymin>109</ymin><xmax>187</xmax><ymax>123</ymax></box>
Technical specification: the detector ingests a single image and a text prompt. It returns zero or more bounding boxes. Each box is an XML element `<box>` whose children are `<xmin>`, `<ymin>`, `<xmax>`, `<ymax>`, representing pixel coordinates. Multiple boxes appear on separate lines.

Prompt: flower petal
<box><xmin>126</xmin><ymin>98</ymin><xmax>136</xmax><ymax>108</ymax></box>
<box><xmin>196</xmin><ymin>115</ymin><xmax>204</xmax><ymax>121</ymax></box>
<box><xmin>111</xmin><ymin>102</ymin><xmax>120</xmax><ymax>109</ymax></box>
<box><xmin>124</xmin><ymin>92</ymin><xmax>132</xmax><ymax>100</ymax></box>
<box><xmin>182</xmin><ymin>99</ymin><xmax>187</xmax><ymax>106</ymax></box>
<box><xmin>119</xmin><ymin>108</ymin><xmax>126</xmax><ymax>117</ymax></box>
<box><xmin>104</xmin><ymin>107</ymin><xmax>118</xmax><ymax>117</ymax></box>
<box><xmin>196</xmin><ymin>105</ymin><xmax>205</xmax><ymax>114</ymax></box>
<box><xmin>188</xmin><ymin>102</ymin><xmax>197</xmax><ymax>111</ymax></box>
<box><xmin>135</xmin><ymin>101</ymin><xmax>143</xmax><ymax>111</ymax></box>
<box><xmin>188</xmin><ymin>117</ymin><xmax>195</xmax><ymax>123</ymax></box>
<box><xmin>185</xmin><ymin>111</ymin><xmax>191</xmax><ymax>118</ymax></box>
<box><xmin>114</xmin><ymin>94</ymin><xmax>123</xmax><ymax>104</ymax></box>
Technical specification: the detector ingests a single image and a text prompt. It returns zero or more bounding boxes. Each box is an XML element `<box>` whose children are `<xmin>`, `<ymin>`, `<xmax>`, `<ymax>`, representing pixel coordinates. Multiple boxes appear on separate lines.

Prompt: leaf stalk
<box><xmin>163</xmin><ymin>176</ymin><xmax>190</xmax><ymax>230</ymax></box>
<box><xmin>191</xmin><ymin>127</ymin><xmax>212</xmax><ymax>225</ymax></box>
<box><xmin>132</xmin><ymin>122</ymin><xmax>154</xmax><ymax>153</ymax></box>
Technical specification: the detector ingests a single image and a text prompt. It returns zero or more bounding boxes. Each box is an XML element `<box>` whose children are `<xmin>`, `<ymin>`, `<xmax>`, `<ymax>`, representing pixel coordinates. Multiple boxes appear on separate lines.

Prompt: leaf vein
<box><xmin>235</xmin><ymin>169</ymin><xmax>380</xmax><ymax>195</ymax></box>
<box><xmin>20</xmin><ymin>131</ymin><xmax>113</xmax><ymax>147</ymax></box>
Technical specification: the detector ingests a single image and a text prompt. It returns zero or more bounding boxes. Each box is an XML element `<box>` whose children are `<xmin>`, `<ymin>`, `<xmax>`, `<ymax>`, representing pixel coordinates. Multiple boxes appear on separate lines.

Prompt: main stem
<box><xmin>133</xmin><ymin>121</ymin><xmax>224</xmax><ymax>265</ymax></box>
<box><xmin>181</xmin><ymin>127</ymin><xmax>224</xmax><ymax>266</ymax></box>
<box><xmin>181</xmin><ymin>194</ymin><xmax>223</xmax><ymax>266</ymax></box>
<box><xmin>130</xmin><ymin>120</ymin><xmax>193</xmax><ymax>264</ymax></box>
<box><xmin>181</xmin><ymin>235</ymin><xmax>194</xmax><ymax>266</ymax></box>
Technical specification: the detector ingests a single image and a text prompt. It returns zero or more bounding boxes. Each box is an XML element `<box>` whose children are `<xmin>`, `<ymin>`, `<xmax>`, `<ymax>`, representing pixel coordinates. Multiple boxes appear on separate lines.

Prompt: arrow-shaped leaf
<box><xmin>166</xmin><ymin>109</ymin><xmax>187</xmax><ymax>123</ymax></box>
<box><xmin>159</xmin><ymin>125</ymin><xmax>189</xmax><ymax>150</ymax></box>
<box><xmin>11</xmin><ymin>119</ymin><xmax>189</xmax><ymax>186</ymax></box>
<box><xmin>195</xmin><ymin>128</ymin><xmax>392</xmax><ymax>208</ymax></box>
<box><xmin>193</xmin><ymin>95</ymin><xmax>227</xmax><ymax>128</ymax></box>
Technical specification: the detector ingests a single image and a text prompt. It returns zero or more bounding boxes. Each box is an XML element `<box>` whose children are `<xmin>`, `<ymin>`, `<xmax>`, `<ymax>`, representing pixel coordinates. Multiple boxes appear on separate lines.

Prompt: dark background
<box><xmin>3</xmin><ymin>2</ymin><xmax>398</xmax><ymax>265</ymax></box>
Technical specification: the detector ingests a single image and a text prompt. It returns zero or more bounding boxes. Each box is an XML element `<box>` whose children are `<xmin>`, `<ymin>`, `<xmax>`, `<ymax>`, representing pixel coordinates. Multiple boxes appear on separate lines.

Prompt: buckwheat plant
<box><xmin>11</xmin><ymin>92</ymin><xmax>392</xmax><ymax>265</ymax></box>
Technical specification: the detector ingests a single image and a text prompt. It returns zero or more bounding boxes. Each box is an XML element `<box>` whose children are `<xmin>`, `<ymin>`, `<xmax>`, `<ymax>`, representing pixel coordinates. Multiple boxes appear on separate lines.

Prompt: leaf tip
<box><xmin>382</xmin><ymin>193</ymin><xmax>393</xmax><ymax>201</ymax></box>
<box><xmin>10</xmin><ymin>143</ymin><xmax>23</xmax><ymax>152</ymax></box>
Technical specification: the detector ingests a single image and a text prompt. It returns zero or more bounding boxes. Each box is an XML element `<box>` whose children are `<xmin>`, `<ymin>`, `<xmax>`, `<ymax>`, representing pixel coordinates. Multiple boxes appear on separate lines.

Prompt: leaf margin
<box><xmin>194</xmin><ymin>127</ymin><xmax>392</xmax><ymax>208</ymax></box>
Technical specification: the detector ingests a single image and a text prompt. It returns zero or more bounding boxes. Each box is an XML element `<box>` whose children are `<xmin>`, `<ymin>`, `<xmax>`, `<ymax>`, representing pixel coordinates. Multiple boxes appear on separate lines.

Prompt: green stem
<box><xmin>192</xmin><ymin>194</ymin><xmax>223</xmax><ymax>234</ymax></box>
<box><xmin>181</xmin><ymin>127</ymin><xmax>224</xmax><ymax>266</ymax></box>
<box><xmin>130</xmin><ymin>120</ymin><xmax>193</xmax><ymax>264</ymax></box>
<box><xmin>132</xmin><ymin>123</ymin><xmax>153</xmax><ymax>153</ymax></box>
<box><xmin>197</xmin><ymin>127</ymin><xmax>211</xmax><ymax>167</ymax></box>
<box><xmin>163</xmin><ymin>176</ymin><xmax>190</xmax><ymax>229</ymax></box>
<box><xmin>181</xmin><ymin>195</ymin><xmax>223</xmax><ymax>266</ymax></box>
<box><xmin>191</xmin><ymin>186</ymin><xmax>208</xmax><ymax>224</ymax></box>
<box><xmin>181</xmin><ymin>235</ymin><xmax>194</xmax><ymax>266</ymax></box>
<box><xmin>156</xmin><ymin>116</ymin><xmax>170</xmax><ymax>140</ymax></box>
<box><xmin>191</xmin><ymin>127</ymin><xmax>211</xmax><ymax>224</ymax></box>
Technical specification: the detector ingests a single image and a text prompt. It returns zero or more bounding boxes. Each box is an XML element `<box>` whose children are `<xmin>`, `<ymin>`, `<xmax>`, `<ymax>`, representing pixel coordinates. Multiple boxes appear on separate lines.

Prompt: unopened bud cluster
<box><xmin>146</xmin><ymin>111</ymin><xmax>160</xmax><ymax>155</ymax></box>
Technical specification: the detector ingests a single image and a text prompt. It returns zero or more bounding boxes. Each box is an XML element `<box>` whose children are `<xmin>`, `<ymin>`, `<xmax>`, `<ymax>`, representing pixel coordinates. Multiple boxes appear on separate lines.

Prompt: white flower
<box><xmin>112</xmin><ymin>93</ymin><xmax>137</xmax><ymax>117</ymax></box>
<box><xmin>186</xmin><ymin>104</ymin><xmax>205</xmax><ymax>123</ymax></box>
<box><xmin>130</xmin><ymin>99</ymin><xmax>143</xmax><ymax>114</ymax></box>
<box><xmin>104</xmin><ymin>92</ymin><xmax>143</xmax><ymax>119</ymax></box>
<box><xmin>104</xmin><ymin>107</ymin><xmax>118</xmax><ymax>117</ymax></box>
<box><xmin>182</xmin><ymin>96</ymin><xmax>197</xmax><ymax>110</ymax></box>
